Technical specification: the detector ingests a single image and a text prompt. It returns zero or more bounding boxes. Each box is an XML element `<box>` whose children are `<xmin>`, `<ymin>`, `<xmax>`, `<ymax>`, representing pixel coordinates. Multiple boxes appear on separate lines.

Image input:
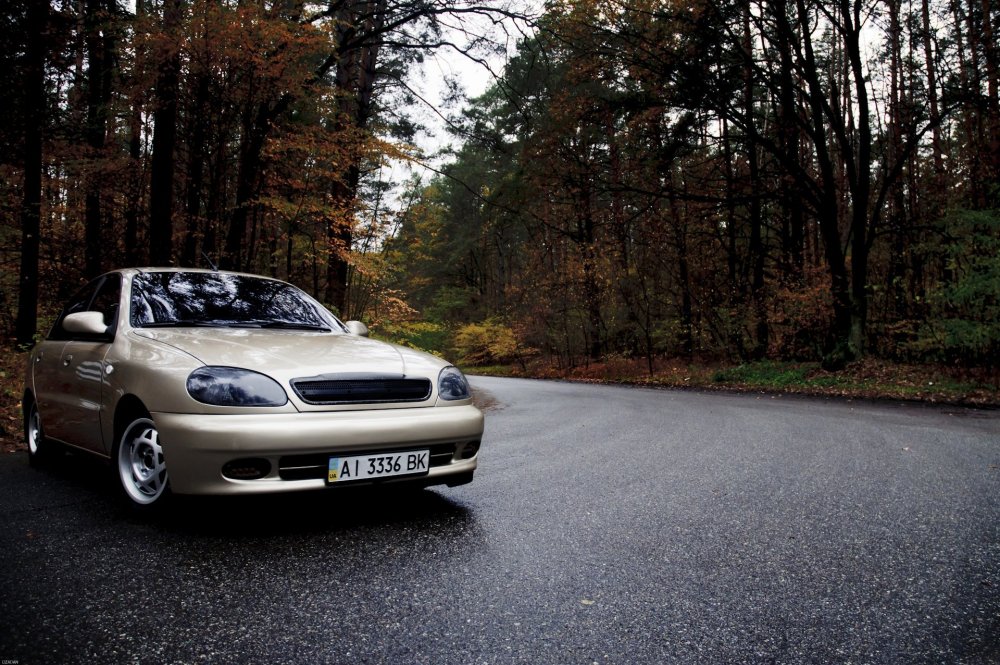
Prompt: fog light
<box><xmin>222</xmin><ymin>458</ymin><xmax>272</xmax><ymax>480</ymax></box>
<box><xmin>459</xmin><ymin>442</ymin><xmax>480</xmax><ymax>459</ymax></box>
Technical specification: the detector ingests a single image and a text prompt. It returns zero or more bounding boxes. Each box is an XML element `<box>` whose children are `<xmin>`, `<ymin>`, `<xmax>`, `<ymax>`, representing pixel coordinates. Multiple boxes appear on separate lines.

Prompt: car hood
<box><xmin>131</xmin><ymin>327</ymin><xmax>435</xmax><ymax>377</ymax></box>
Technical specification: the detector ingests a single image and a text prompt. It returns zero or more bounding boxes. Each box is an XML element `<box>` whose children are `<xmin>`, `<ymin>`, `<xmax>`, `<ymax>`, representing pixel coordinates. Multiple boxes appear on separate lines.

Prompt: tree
<box><xmin>83</xmin><ymin>0</ymin><xmax>117</xmax><ymax>277</ymax></box>
<box><xmin>148</xmin><ymin>0</ymin><xmax>182</xmax><ymax>266</ymax></box>
<box><xmin>387</xmin><ymin>0</ymin><xmax>997</xmax><ymax>372</ymax></box>
<box><xmin>15</xmin><ymin>0</ymin><xmax>47</xmax><ymax>347</ymax></box>
<box><xmin>326</xmin><ymin>0</ymin><xmax>388</xmax><ymax>316</ymax></box>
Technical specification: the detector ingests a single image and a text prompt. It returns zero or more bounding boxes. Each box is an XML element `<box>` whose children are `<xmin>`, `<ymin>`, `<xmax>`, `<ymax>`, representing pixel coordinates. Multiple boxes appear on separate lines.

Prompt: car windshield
<box><xmin>130</xmin><ymin>272</ymin><xmax>338</xmax><ymax>331</ymax></box>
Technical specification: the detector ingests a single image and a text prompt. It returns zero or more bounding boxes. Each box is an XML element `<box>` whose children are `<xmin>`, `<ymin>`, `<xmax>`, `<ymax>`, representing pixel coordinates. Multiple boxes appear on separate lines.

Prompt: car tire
<box><xmin>25</xmin><ymin>401</ymin><xmax>58</xmax><ymax>467</ymax></box>
<box><xmin>116</xmin><ymin>416</ymin><xmax>171</xmax><ymax>508</ymax></box>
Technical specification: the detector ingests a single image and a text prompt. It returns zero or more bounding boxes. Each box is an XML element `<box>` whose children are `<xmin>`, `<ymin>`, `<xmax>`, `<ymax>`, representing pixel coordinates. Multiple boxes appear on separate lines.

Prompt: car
<box><xmin>23</xmin><ymin>268</ymin><xmax>484</xmax><ymax>508</ymax></box>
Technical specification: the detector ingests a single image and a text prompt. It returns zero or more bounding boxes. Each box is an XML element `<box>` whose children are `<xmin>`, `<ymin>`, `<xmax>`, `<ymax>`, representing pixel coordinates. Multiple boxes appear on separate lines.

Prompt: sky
<box><xmin>397</xmin><ymin>6</ymin><xmax>536</xmax><ymax>167</ymax></box>
<box><xmin>379</xmin><ymin>6</ymin><xmax>537</xmax><ymax>209</ymax></box>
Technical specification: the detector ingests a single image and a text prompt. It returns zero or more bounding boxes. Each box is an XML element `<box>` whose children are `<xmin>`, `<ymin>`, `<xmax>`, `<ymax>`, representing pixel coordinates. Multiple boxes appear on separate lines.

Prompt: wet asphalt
<box><xmin>1</xmin><ymin>376</ymin><xmax>999</xmax><ymax>664</ymax></box>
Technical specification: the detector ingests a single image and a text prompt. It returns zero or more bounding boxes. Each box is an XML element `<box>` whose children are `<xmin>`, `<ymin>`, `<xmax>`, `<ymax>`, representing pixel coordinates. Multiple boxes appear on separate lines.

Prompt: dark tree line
<box><xmin>4</xmin><ymin>0</ymin><xmax>998</xmax><ymax>371</ymax></box>
<box><xmin>388</xmin><ymin>0</ymin><xmax>1000</xmax><ymax>371</ymax></box>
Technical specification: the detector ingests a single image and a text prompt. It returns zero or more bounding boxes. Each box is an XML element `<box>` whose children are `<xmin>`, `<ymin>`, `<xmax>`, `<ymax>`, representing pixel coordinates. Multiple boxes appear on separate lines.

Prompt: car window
<box><xmin>48</xmin><ymin>275</ymin><xmax>119</xmax><ymax>341</ymax></box>
<box><xmin>63</xmin><ymin>282</ymin><xmax>100</xmax><ymax>318</ymax></box>
<box><xmin>130</xmin><ymin>272</ymin><xmax>340</xmax><ymax>331</ymax></box>
<box><xmin>90</xmin><ymin>274</ymin><xmax>122</xmax><ymax>328</ymax></box>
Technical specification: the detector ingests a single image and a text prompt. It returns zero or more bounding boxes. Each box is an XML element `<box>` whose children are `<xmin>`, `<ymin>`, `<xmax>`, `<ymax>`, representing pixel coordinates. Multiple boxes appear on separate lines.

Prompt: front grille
<box><xmin>290</xmin><ymin>373</ymin><xmax>432</xmax><ymax>405</ymax></box>
<box><xmin>278</xmin><ymin>443</ymin><xmax>457</xmax><ymax>481</ymax></box>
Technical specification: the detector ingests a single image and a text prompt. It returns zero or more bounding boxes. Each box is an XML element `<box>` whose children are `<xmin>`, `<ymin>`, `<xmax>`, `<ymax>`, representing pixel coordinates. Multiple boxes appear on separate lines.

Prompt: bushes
<box><xmin>906</xmin><ymin>210</ymin><xmax>1000</xmax><ymax>368</ymax></box>
<box><xmin>372</xmin><ymin>320</ymin><xmax>450</xmax><ymax>356</ymax></box>
<box><xmin>373</xmin><ymin>317</ymin><xmax>535</xmax><ymax>368</ymax></box>
<box><xmin>454</xmin><ymin>319</ymin><xmax>534</xmax><ymax>367</ymax></box>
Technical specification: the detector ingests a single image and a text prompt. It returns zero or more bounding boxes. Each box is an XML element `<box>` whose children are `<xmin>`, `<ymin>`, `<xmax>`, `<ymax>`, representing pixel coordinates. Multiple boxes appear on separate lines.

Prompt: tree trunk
<box><xmin>84</xmin><ymin>0</ymin><xmax>112</xmax><ymax>278</ymax></box>
<box><xmin>148</xmin><ymin>0</ymin><xmax>182</xmax><ymax>266</ymax></box>
<box><xmin>223</xmin><ymin>101</ymin><xmax>269</xmax><ymax>271</ymax></box>
<box><xmin>580</xmin><ymin>221</ymin><xmax>603</xmax><ymax>361</ymax></box>
<box><xmin>842</xmin><ymin>0</ymin><xmax>874</xmax><ymax>360</ymax></box>
<box><xmin>720</xmin><ymin>113</ymin><xmax>747</xmax><ymax>358</ymax></box>
<box><xmin>775</xmin><ymin>7</ymin><xmax>804</xmax><ymax>283</ymax></box>
<box><xmin>124</xmin><ymin>103</ymin><xmax>143</xmax><ymax>266</ymax></box>
<box><xmin>886</xmin><ymin>0</ymin><xmax>909</xmax><ymax>320</ymax></box>
<box><xmin>182</xmin><ymin>69</ymin><xmax>210</xmax><ymax>267</ymax></box>
<box><xmin>789</xmin><ymin>0</ymin><xmax>856</xmax><ymax>367</ymax></box>
<box><xmin>667</xmin><ymin>187</ymin><xmax>693</xmax><ymax>359</ymax></box>
<box><xmin>921</xmin><ymin>0</ymin><xmax>944</xmax><ymax>176</ymax></box>
<box><xmin>962</xmin><ymin>0</ymin><xmax>988</xmax><ymax>205</ymax></box>
<box><xmin>326</xmin><ymin>0</ymin><xmax>386</xmax><ymax>316</ymax></box>
<box><xmin>16</xmin><ymin>0</ymin><xmax>46</xmax><ymax>347</ymax></box>
<box><xmin>123</xmin><ymin>0</ymin><xmax>145</xmax><ymax>267</ymax></box>
<box><xmin>982</xmin><ymin>0</ymin><xmax>1000</xmax><ymax>199</ymax></box>
<box><xmin>743</xmin><ymin>3</ymin><xmax>767</xmax><ymax>359</ymax></box>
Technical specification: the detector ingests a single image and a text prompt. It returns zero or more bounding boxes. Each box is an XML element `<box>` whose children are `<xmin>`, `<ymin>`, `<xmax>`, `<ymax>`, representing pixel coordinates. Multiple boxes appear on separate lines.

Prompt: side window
<box><xmin>48</xmin><ymin>275</ymin><xmax>120</xmax><ymax>341</ymax></box>
<box><xmin>49</xmin><ymin>281</ymin><xmax>101</xmax><ymax>341</ymax></box>
<box><xmin>90</xmin><ymin>274</ymin><xmax>122</xmax><ymax>330</ymax></box>
<box><xmin>64</xmin><ymin>285</ymin><xmax>98</xmax><ymax>318</ymax></box>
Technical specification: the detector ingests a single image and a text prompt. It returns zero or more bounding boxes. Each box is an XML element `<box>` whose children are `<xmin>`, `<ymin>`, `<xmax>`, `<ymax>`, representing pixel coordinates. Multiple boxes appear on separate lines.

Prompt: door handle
<box><xmin>63</xmin><ymin>355</ymin><xmax>73</xmax><ymax>366</ymax></box>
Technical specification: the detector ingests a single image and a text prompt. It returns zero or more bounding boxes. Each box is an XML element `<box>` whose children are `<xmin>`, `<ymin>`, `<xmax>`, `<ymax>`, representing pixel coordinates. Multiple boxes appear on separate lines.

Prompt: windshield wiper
<box><xmin>141</xmin><ymin>319</ymin><xmax>332</xmax><ymax>332</ymax></box>
<box><xmin>257</xmin><ymin>321</ymin><xmax>332</xmax><ymax>332</ymax></box>
<box><xmin>140</xmin><ymin>319</ymin><xmax>223</xmax><ymax>328</ymax></box>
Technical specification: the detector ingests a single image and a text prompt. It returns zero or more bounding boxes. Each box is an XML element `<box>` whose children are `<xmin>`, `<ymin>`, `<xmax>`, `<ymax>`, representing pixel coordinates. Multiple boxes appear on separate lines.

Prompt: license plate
<box><xmin>327</xmin><ymin>450</ymin><xmax>430</xmax><ymax>484</ymax></box>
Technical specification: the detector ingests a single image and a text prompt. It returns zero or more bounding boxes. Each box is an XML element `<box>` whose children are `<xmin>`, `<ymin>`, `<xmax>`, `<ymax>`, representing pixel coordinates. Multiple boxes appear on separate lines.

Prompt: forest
<box><xmin>1</xmin><ymin>0</ymin><xmax>999</xmax><ymax>380</ymax></box>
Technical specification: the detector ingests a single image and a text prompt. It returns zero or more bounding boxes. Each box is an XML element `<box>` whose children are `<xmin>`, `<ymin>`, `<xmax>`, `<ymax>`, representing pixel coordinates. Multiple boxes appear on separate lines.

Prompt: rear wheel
<box><xmin>116</xmin><ymin>416</ymin><xmax>171</xmax><ymax>507</ymax></box>
<box><xmin>25</xmin><ymin>401</ymin><xmax>58</xmax><ymax>466</ymax></box>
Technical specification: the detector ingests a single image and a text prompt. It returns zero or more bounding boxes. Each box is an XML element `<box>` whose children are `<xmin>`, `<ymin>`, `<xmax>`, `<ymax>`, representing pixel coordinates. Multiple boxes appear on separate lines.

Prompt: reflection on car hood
<box><xmin>132</xmin><ymin>328</ymin><xmax>409</xmax><ymax>376</ymax></box>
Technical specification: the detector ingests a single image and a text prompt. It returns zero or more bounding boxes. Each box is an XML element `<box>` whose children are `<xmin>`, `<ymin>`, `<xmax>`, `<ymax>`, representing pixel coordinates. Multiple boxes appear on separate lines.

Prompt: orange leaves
<box><xmin>183</xmin><ymin>0</ymin><xmax>331</xmax><ymax>97</ymax></box>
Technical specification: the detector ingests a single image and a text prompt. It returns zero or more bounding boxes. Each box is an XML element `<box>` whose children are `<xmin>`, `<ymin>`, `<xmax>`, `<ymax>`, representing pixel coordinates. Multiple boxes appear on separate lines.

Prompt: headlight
<box><xmin>187</xmin><ymin>367</ymin><xmax>288</xmax><ymax>407</ymax></box>
<box><xmin>438</xmin><ymin>366</ymin><xmax>471</xmax><ymax>401</ymax></box>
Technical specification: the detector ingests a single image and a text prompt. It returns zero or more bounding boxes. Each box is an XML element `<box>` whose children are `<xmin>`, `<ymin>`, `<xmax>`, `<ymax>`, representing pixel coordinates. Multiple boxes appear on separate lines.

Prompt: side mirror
<box><xmin>63</xmin><ymin>311</ymin><xmax>109</xmax><ymax>336</ymax></box>
<box><xmin>344</xmin><ymin>320</ymin><xmax>369</xmax><ymax>337</ymax></box>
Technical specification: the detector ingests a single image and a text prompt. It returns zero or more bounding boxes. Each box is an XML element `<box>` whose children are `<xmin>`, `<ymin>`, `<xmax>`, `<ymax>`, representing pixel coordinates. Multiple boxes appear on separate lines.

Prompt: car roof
<box><xmin>114</xmin><ymin>267</ymin><xmax>284</xmax><ymax>281</ymax></box>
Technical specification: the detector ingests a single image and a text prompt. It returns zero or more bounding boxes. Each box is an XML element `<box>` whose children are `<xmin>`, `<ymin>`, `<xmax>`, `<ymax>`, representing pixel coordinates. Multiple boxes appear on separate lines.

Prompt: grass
<box><xmin>712</xmin><ymin>361</ymin><xmax>818</xmax><ymax>387</ymax></box>
<box><xmin>469</xmin><ymin>356</ymin><xmax>1000</xmax><ymax>407</ymax></box>
<box><xmin>709</xmin><ymin>360</ymin><xmax>992</xmax><ymax>396</ymax></box>
<box><xmin>465</xmin><ymin>364</ymin><xmax>519</xmax><ymax>377</ymax></box>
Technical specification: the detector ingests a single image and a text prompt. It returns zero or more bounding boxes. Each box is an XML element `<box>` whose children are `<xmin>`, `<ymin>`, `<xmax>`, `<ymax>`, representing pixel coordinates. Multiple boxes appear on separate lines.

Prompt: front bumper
<box><xmin>152</xmin><ymin>405</ymin><xmax>484</xmax><ymax>495</ymax></box>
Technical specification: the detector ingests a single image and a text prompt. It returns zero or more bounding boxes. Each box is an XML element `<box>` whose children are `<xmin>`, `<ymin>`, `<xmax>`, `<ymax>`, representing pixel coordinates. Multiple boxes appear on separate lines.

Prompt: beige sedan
<box><xmin>23</xmin><ymin>268</ymin><xmax>483</xmax><ymax>508</ymax></box>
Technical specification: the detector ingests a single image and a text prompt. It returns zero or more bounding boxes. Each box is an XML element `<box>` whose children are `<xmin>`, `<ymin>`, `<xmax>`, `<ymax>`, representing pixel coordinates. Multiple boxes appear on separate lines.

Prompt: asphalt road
<box><xmin>1</xmin><ymin>376</ymin><xmax>998</xmax><ymax>664</ymax></box>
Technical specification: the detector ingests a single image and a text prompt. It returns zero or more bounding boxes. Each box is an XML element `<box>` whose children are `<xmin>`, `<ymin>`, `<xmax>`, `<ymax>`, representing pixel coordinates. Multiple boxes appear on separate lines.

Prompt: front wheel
<box><xmin>116</xmin><ymin>417</ymin><xmax>170</xmax><ymax>507</ymax></box>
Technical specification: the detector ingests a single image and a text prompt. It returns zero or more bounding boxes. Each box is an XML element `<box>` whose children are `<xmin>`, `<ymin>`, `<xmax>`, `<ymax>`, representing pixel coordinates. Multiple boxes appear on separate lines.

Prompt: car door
<box><xmin>34</xmin><ymin>275</ymin><xmax>121</xmax><ymax>452</ymax></box>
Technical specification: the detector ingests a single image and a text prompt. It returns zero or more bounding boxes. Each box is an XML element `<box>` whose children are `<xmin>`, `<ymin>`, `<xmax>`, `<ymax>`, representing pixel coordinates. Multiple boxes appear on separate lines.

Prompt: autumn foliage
<box><xmin>1</xmin><ymin>0</ymin><xmax>999</xmax><ymax>383</ymax></box>
<box><xmin>0</xmin><ymin>0</ymin><xmax>523</xmax><ymax>341</ymax></box>
<box><xmin>387</xmin><ymin>0</ymin><xmax>1000</xmax><ymax>377</ymax></box>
